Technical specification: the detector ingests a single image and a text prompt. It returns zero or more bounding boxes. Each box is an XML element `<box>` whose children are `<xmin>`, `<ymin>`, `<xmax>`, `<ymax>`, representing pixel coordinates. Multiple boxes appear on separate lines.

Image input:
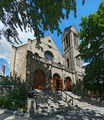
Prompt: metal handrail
<box><xmin>60</xmin><ymin>89</ymin><xmax>73</xmax><ymax>105</ymax></box>
<box><xmin>53</xmin><ymin>86</ymin><xmax>73</xmax><ymax>105</ymax></box>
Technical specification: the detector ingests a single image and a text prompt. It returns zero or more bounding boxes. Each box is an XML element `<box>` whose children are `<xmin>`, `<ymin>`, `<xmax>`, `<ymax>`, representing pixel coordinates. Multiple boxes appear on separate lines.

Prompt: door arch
<box><xmin>34</xmin><ymin>69</ymin><xmax>45</xmax><ymax>89</ymax></box>
<box><xmin>52</xmin><ymin>73</ymin><xmax>63</xmax><ymax>90</ymax></box>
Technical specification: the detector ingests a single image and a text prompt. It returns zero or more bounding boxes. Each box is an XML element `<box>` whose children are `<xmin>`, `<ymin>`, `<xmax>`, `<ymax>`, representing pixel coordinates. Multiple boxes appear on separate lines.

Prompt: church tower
<box><xmin>62</xmin><ymin>25</ymin><xmax>83</xmax><ymax>82</ymax></box>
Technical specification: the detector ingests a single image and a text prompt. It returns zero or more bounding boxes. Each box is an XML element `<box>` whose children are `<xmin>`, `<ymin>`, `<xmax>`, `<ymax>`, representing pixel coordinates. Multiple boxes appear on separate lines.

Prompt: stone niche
<box><xmin>26</xmin><ymin>51</ymin><xmax>52</xmax><ymax>90</ymax></box>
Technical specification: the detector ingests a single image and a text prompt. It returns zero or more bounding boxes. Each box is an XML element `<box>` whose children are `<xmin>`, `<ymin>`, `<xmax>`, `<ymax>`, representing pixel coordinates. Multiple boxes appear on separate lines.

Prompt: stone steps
<box><xmin>32</xmin><ymin>89</ymin><xmax>71</xmax><ymax>114</ymax></box>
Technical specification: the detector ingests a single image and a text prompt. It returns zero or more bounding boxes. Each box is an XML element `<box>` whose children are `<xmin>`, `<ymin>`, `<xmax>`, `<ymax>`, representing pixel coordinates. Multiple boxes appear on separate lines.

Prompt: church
<box><xmin>9</xmin><ymin>25</ymin><xmax>83</xmax><ymax>90</ymax></box>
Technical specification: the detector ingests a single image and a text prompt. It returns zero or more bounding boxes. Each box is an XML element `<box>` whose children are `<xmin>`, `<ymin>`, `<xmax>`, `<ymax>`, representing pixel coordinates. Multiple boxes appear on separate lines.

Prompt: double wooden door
<box><xmin>34</xmin><ymin>69</ymin><xmax>45</xmax><ymax>89</ymax></box>
<box><xmin>52</xmin><ymin>76</ymin><xmax>63</xmax><ymax>90</ymax></box>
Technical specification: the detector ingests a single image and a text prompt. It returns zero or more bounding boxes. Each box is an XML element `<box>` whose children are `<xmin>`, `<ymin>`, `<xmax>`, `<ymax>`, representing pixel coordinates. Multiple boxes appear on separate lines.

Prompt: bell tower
<box><xmin>62</xmin><ymin>25</ymin><xmax>82</xmax><ymax>76</ymax></box>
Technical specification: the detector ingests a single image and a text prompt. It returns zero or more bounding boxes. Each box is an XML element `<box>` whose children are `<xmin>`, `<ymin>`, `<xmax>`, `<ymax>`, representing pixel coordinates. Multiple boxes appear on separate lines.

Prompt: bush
<box><xmin>0</xmin><ymin>87</ymin><xmax>28</xmax><ymax>112</ymax></box>
<box><xmin>10</xmin><ymin>87</ymin><xmax>28</xmax><ymax>101</ymax></box>
<box><xmin>0</xmin><ymin>75</ymin><xmax>28</xmax><ymax>112</ymax></box>
<box><xmin>0</xmin><ymin>93</ymin><xmax>12</xmax><ymax>110</ymax></box>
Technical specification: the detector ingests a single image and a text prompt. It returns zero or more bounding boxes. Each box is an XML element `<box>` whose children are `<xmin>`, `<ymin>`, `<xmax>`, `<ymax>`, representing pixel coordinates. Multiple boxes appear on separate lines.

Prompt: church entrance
<box><xmin>34</xmin><ymin>69</ymin><xmax>45</xmax><ymax>89</ymax></box>
<box><xmin>65</xmin><ymin>76</ymin><xmax>71</xmax><ymax>91</ymax></box>
<box><xmin>52</xmin><ymin>73</ymin><xmax>63</xmax><ymax>90</ymax></box>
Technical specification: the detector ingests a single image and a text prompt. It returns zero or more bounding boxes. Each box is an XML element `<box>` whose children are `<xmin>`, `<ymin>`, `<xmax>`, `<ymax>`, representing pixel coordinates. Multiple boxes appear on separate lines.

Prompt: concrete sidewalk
<box><xmin>0</xmin><ymin>107</ymin><xmax>104</xmax><ymax>120</ymax></box>
<box><xmin>0</xmin><ymin>109</ymin><xmax>27</xmax><ymax>120</ymax></box>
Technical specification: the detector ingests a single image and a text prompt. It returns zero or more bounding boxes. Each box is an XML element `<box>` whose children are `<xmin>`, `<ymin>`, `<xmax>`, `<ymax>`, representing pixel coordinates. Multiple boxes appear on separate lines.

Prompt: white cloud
<box><xmin>15</xmin><ymin>27</ymin><xmax>35</xmax><ymax>46</ymax></box>
<box><xmin>0</xmin><ymin>36</ymin><xmax>12</xmax><ymax>65</ymax></box>
<box><xmin>0</xmin><ymin>24</ymin><xmax>35</xmax><ymax>66</ymax></box>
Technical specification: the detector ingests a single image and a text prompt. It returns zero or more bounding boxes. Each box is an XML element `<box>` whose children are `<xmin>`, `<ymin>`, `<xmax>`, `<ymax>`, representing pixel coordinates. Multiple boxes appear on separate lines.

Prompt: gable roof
<box><xmin>40</xmin><ymin>34</ymin><xmax>62</xmax><ymax>56</ymax></box>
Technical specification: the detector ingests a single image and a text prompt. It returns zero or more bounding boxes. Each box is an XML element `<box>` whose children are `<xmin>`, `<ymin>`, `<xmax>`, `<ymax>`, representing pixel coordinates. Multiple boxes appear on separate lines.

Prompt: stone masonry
<box><xmin>9</xmin><ymin>25</ymin><xmax>83</xmax><ymax>90</ymax></box>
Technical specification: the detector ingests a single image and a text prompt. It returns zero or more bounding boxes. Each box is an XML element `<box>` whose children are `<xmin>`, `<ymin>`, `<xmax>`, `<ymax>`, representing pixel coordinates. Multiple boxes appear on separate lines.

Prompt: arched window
<box><xmin>48</xmin><ymin>39</ymin><xmax>51</xmax><ymax>42</ymax></box>
<box><xmin>76</xmin><ymin>57</ymin><xmax>80</xmax><ymax>67</ymax></box>
<box><xmin>34</xmin><ymin>53</ymin><xmax>40</xmax><ymax>60</ymax></box>
<box><xmin>67</xmin><ymin>58</ymin><xmax>69</xmax><ymax>68</ymax></box>
<box><xmin>78</xmin><ymin>78</ymin><xmax>81</xmax><ymax>82</ymax></box>
<box><xmin>44</xmin><ymin>51</ymin><xmax>54</xmax><ymax>60</ymax></box>
<box><xmin>58</xmin><ymin>62</ymin><xmax>61</xmax><ymax>65</ymax></box>
<box><xmin>74</xmin><ymin>33</ymin><xmax>79</xmax><ymax>47</ymax></box>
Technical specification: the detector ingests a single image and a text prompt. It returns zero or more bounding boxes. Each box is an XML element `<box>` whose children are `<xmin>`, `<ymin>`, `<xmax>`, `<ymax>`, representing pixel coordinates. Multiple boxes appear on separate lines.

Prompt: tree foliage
<box><xmin>0</xmin><ymin>0</ymin><xmax>85</xmax><ymax>44</ymax></box>
<box><xmin>79</xmin><ymin>2</ymin><xmax>104</xmax><ymax>98</ymax></box>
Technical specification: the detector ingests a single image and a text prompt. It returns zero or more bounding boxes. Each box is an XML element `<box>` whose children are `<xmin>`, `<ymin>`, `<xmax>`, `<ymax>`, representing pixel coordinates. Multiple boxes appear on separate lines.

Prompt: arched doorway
<box><xmin>65</xmin><ymin>76</ymin><xmax>71</xmax><ymax>91</ymax></box>
<box><xmin>52</xmin><ymin>73</ymin><xmax>63</xmax><ymax>91</ymax></box>
<box><xmin>34</xmin><ymin>69</ymin><xmax>45</xmax><ymax>89</ymax></box>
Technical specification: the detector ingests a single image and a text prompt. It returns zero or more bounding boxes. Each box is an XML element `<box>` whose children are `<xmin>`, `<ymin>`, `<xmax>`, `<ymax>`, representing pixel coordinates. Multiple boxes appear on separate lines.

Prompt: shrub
<box><xmin>10</xmin><ymin>87</ymin><xmax>28</xmax><ymax>101</ymax></box>
<box><xmin>0</xmin><ymin>75</ymin><xmax>28</xmax><ymax>112</ymax></box>
<box><xmin>0</xmin><ymin>87</ymin><xmax>28</xmax><ymax>112</ymax></box>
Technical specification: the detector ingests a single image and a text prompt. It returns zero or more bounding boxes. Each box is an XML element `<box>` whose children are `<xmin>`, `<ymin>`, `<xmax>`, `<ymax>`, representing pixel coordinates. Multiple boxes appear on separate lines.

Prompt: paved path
<box><xmin>34</xmin><ymin>108</ymin><xmax>104</xmax><ymax>120</ymax></box>
<box><xmin>65</xmin><ymin>91</ymin><xmax>104</xmax><ymax>115</ymax></box>
<box><xmin>0</xmin><ymin>108</ymin><xmax>104</xmax><ymax>120</ymax></box>
<box><xmin>0</xmin><ymin>109</ymin><xmax>25</xmax><ymax>120</ymax></box>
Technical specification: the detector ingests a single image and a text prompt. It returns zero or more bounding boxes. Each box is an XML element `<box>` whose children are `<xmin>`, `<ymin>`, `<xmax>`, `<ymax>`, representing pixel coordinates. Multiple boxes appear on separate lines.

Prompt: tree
<box><xmin>0</xmin><ymin>0</ymin><xmax>85</xmax><ymax>44</ymax></box>
<box><xmin>79</xmin><ymin>2</ymin><xmax>104</xmax><ymax>99</ymax></box>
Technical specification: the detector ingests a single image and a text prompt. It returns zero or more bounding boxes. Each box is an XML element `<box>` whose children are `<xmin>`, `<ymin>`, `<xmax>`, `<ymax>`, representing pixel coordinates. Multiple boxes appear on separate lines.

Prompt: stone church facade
<box><xmin>10</xmin><ymin>26</ymin><xmax>83</xmax><ymax>90</ymax></box>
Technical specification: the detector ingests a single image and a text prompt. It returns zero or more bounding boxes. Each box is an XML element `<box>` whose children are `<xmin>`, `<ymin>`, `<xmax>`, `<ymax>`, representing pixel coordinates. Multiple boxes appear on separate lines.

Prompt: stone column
<box><xmin>27</xmin><ymin>98</ymin><xmax>36</xmax><ymax>116</ymax></box>
<box><xmin>68</xmin><ymin>33</ymin><xmax>70</xmax><ymax>46</ymax></box>
<box><xmin>70</xmin><ymin>32</ymin><xmax>74</xmax><ymax>47</ymax></box>
<box><xmin>62</xmin><ymin>40</ymin><xmax>65</xmax><ymax>53</ymax></box>
<box><xmin>64</xmin><ymin>37</ymin><xmax>67</xmax><ymax>49</ymax></box>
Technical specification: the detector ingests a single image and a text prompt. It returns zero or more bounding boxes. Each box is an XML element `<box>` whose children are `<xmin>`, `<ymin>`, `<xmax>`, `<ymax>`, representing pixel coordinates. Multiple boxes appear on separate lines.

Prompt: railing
<box><xmin>60</xmin><ymin>89</ymin><xmax>73</xmax><ymax>105</ymax></box>
<box><xmin>53</xmin><ymin>86</ymin><xmax>73</xmax><ymax>105</ymax></box>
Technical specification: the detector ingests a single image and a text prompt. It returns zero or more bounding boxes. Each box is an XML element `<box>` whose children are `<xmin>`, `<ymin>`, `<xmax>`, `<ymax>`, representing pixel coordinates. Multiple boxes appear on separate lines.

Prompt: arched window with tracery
<box><xmin>44</xmin><ymin>51</ymin><xmax>54</xmax><ymax>61</ymax></box>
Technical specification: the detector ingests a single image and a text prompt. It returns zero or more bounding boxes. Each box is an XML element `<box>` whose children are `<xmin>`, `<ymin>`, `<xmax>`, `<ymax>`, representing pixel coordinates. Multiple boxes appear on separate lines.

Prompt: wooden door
<box><xmin>65</xmin><ymin>80</ymin><xmax>71</xmax><ymax>91</ymax></box>
<box><xmin>52</xmin><ymin>75</ymin><xmax>63</xmax><ymax>90</ymax></box>
<box><xmin>34</xmin><ymin>69</ymin><xmax>45</xmax><ymax>89</ymax></box>
<box><xmin>52</xmin><ymin>76</ymin><xmax>58</xmax><ymax>90</ymax></box>
<box><xmin>59</xmin><ymin>80</ymin><xmax>63</xmax><ymax>90</ymax></box>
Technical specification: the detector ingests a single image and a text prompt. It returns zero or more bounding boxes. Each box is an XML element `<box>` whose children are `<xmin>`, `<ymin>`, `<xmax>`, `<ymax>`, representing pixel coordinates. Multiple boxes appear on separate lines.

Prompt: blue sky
<box><xmin>0</xmin><ymin>0</ymin><xmax>103</xmax><ymax>75</ymax></box>
<box><xmin>0</xmin><ymin>59</ymin><xmax>9</xmax><ymax>75</ymax></box>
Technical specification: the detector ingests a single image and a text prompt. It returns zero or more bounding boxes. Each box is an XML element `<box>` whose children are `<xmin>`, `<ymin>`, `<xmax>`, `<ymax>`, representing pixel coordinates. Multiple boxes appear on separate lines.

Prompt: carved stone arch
<box><xmin>33</xmin><ymin>62</ymin><xmax>51</xmax><ymax>89</ymax></box>
<box><xmin>53</xmin><ymin>73</ymin><xmax>61</xmax><ymax>79</ymax></box>
<box><xmin>66</xmin><ymin>76</ymin><xmax>71</xmax><ymax>81</ymax></box>
<box><xmin>52</xmin><ymin>73</ymin><xmax>63</xmax><ymax>91</ymax></box>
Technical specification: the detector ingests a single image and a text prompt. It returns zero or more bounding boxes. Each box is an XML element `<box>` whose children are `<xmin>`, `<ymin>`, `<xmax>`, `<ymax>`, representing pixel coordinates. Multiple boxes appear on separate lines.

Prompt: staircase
<box><xmin>32</xmin><ymin>89</ymin><xmax>73</xmax><ymax>115</ymax></box>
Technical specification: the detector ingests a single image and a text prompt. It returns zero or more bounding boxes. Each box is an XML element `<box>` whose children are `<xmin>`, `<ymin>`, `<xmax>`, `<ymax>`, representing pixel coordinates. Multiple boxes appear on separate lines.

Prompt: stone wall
<box><xmin>27</xmin><ymin>35</ymin><xmax>63</xmax><ymax>65</ymax></box>
<box><xmin>26</xmin><ymin>51</ymin><xmax>52</xmax><ymax>89</ymax></box>
<box><xmin>10</xmin><ymin>45</ymin><xmax>27</xmax><ymax>82</ymax></box>
<box><xmin>0</xmin><ymin>85</ymin><xmax>15</xmax><ymax>95</ymax></box>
